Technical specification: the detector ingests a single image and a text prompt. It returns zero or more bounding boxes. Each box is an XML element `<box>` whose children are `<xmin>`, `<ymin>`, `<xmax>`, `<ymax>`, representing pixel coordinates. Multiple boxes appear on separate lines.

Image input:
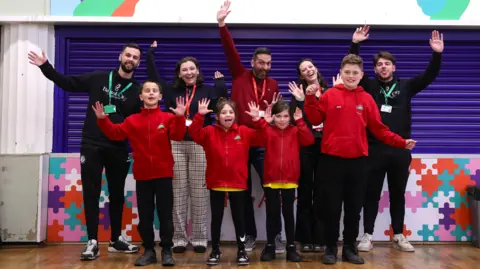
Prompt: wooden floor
<box><xmin>1</xmin><ymin>243</ymin><xmax>479</xmax><ymax>269</ymax></box>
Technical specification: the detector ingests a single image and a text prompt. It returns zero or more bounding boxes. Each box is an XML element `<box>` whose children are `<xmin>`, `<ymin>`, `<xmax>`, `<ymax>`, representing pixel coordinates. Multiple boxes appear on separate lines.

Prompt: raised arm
<box><xmin>304</xmin><ymin>89</ymin><xmax>327</xmax><ymax>126</ymax></box>
<box><xmin>187</xmin><ymin>99</ymin><xmax>213</xmax><ymax>146</ymax></box>
<box><xmin>408</xmin><ymin>30</ymin><xmax>444</xmax><ymax>95</ymax></box>
<box><xmin>293</xmin><ymin>108</ymin><xmax>315</xmax><ymax>146</ymax></box>
<box><xmin>217</xmin><ymin>0</ymin><xmax>247</xmax><ymax>78</ymax></box>
<box><xmin>349</xmin><ymin>25</ymin><xmax>371</xmax><ymax>86</ymax></box>
<box><xmin>167</xmin><ymin>114</ymin><xmax>187</xmax><ymax>141</ymax></box>
<box><xmin>210</xmin><ymin>71</ymin><xmax>229</xmax><ymax>109</ymax></box>
<box><xmin>29</xmin><ymin>51</ymin><xmax>96</xmax><ymax>93</ymax></box>
<box><xmin>248</xmin><ymin>103</ymin><xmax>269</xmax><ymax>147</ymax></box>
<box><xmin>145</xmin><ymin>41</ymin><xmax>170</xmax><ymax>91</ymax></box>
<box><xmin>93</xmin><ymin>102</ymin><xmax>130</xmax><ymax>141</ymax></box>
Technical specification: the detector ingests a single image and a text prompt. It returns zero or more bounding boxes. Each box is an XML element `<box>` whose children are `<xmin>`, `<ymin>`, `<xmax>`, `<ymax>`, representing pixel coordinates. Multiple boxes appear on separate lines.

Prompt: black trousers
<box><xmin>296</xmin><ymin>138</ymin><xmax>325</xmax><ymax>245</ymax></box>
<box><xmin>210</xmin><ymin>190</ymin><xmax>246</xmax><ymax>249</ymax></box>
<box><xmin>80</xmin><ymin>146</ymin><xmax>130</xmax><ymax>241</ymax></box>
<box><xmin>136</xmin><ymin>178</ymin><xmax>174</xmax><ymax>249</ymax></box>
<box><xmin>363</xmin><ymin>147</ymin><xmax>412</xmax><ymax>235</ymax></box>
<box><xmin>320</xmin><ymin>154</ymin><xmax>368</xmax><ymax>247</ymax></box>
<box><xmin>264</xmin><ymin>187</ymin><xmax>296</xmax><ymax>246</ymax></box>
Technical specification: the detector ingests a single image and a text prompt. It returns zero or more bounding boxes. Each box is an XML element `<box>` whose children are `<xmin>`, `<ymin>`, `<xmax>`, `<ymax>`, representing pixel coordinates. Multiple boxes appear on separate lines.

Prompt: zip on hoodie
<box><xmin>148</xmin><ymin>111</ymin><xmax>153</xmax><ymax>179</ymax></box>
<box><xmin>280</xmin><ymin>130</ymin><xmax>284</xmax><ymax>183</ymax></box>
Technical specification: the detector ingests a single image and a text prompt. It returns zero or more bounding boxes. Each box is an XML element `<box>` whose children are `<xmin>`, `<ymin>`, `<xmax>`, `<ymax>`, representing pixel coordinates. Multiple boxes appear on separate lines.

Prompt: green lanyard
<box><xmin>108</xmin><ymin>71</ymin><xmax>133</xmax><ymax>104</ymax></box>
<box><xmin>380</xmin><ymin>83</ymin><xmax>397</xmax><ymax>105</ymax></box>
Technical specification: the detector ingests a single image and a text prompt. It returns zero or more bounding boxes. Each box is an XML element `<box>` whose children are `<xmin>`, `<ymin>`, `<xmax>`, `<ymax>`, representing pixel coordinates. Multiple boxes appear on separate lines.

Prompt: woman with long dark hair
<box><xmin>146</xmin><ymin>41</ymin><xmax>227</xmax><ymax>253</ymax></box>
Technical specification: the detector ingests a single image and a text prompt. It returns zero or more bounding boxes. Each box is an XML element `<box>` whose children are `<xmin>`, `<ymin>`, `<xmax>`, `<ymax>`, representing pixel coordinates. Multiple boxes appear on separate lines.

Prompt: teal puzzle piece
<box><xmin>453</xmin><ymin>158</ymin><xmax>470</xmax><ymax>175</ymax></box>
<box><xmin>438</xmin><ymin>171</ymin><xmax>455</xmax><ymax>193</ymax></box>
<box><xmin>451</xmin><ymin>224</ymin><xmax>472</xmax><ymax>241</ymax></box>
<box><xmin>64</xmin><ymin>202</ymin><xmax>83</xmax><ymax>229</ymax></box>
<box><xmin>49</xmin><ymin>157</ymin><xmax>66</xmax><ymax>179</ymax></box>
<box><xmin>422</xmin><ymin>191</ymin><xmax>439</xmax><ymax>208</ymax></box>
<box><xmin>417</xmin><ymin>224</ymin><xmax>439</xmax><ymax>241</ymax></box>
<box><xmin>450</xmin><ymin>192</ymin><xmax>468</xmax><ymax>208</ymax></box>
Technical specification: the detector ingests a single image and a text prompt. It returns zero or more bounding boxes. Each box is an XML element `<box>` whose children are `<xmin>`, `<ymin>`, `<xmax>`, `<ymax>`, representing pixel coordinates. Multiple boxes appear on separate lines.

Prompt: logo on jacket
<box><xmin>234</xmin><ymin>135</ymin><xmax>241</xmax><ymax>140</ymax></box>
<box><xmin>356</xmin><ymin>104</ymin><xmax>363</xmax><ymax>110</ymax></box>
<box><xmin>158</xmin><ymin>124</ymin><xmax>165</xmax><ymax>129</ymax></box>
<box><xmin>391</xmin><ymin>90</ymin><xmax>401</xmax><ymax>98</ymax></box>
<box><xmin>336</xmin><ymin>105</ymin><xmax>342</xmax><ymax>109</ymax></box>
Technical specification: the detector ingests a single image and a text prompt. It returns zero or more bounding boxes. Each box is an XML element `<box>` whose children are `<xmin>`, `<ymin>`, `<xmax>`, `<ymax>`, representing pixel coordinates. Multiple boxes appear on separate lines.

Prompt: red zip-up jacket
<box><xmin>304</xmin><ymin>84</ymin><xmax>406</xmax><ymax>158</ymax></box>
<box><xmin>188</xmin><ymin>113</ymin><xmax>263</xmax><ymax>190</ymax></box>
<box><xmin>97</xmin><ymin>107</ymin><xmax>186</xmax><ymax>180</ymax></box>
<box><xmin>219</xmin><ymin>26</ymin><xmax>279</xmax><ymax>127</ymax></box>
<box><xmin>253</xmin><ymin>118</ymin><xmax>315</xmax><ymax>185</ymax></box>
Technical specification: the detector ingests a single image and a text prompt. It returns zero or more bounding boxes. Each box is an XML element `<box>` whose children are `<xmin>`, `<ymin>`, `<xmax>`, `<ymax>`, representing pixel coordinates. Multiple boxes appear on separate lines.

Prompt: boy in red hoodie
<box><xmin>93</xmin><ymin>81</ymin><xmax>187</xmax><ymax>267</ymax></box>
<box><xmin>250</xmin><ymin>101</ymin><xmax>314</xmax><ymax>262</ymax></box>
<box><xmin>304</xmin><ymin>54</ymin><xmax>416</xmax><ymax>265</ymax></box>
<box><xmin>188</xmin><ymin>98</ymin><xmax>264</xmax><ymax>266</ymax></box>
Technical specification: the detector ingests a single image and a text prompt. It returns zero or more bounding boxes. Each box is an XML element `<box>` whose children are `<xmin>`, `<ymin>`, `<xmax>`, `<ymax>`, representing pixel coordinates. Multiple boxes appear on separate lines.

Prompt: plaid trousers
<box><xmin>172</xmin><ymin>141</ymin><xmax>208</xmax><ymax>247</ymax></box>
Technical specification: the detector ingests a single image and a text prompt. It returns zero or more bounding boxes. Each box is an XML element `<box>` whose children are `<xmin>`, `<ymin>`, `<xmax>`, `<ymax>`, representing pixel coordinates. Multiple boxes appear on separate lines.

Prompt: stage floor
<box><xmin>1</xmin><ymin>243</ymin><xmax>479</xmax><ymax>268</ymax></box>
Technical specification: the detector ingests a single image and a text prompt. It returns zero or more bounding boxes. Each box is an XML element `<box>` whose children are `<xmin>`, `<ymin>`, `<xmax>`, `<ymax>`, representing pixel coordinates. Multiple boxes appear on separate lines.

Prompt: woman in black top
<box><xmin>146</xmin><ymin>41</ymin><xmax>227</xmax><ymax>253</ymax></box>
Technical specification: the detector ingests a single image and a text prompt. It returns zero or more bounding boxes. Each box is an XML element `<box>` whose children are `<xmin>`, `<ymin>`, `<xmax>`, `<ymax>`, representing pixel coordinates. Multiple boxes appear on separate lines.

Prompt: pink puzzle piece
<box><xmin>405</xmin><ymin>191</ymin><xmax>426</xmax><ymax>213</ymax></box>
<box><xmin>48</xmin><ymin>174</ymin><xmax>70</xmax><ymax>191</ymax></box>
<box><xmin>378</xmin><ymin>191</ymin><xmax>389</xmax><ymax>213</ymax></box>
<box><xmin>434</xmin><ymin>225</ymin><xmax>457</xmax><ymax>241</ymax></box>
<box><xmin>48</xmin><ymin>208</ymin><xmax>69</xmax><ymax>225</ymax></box>
<box><xmin>127</xmin><ymin>191</ymin><xmax>137</xmax><ymax>208</ymax></box>
<box><xmin>62</xmin><ymin>157</ymin><xmax>83</xmax><ymax>190</ymax></box>
<box><xmin>465</xmin><ymin>159</ymin><xmax>480</xmax><ymax>175</ymax></box>
<box><xmin>59</xmin><ymin>225</ymin><xmax>87</xmax><ymax>241</ymax></box>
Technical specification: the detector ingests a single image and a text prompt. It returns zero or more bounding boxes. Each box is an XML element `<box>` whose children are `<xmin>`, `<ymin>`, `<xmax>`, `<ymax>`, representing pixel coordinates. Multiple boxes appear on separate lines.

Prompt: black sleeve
<box><xmin>210</xmin><ymin>77</ymin><xmax>228</xmax><ymax>110</ymax></box>
<box><xmin>348</xmin><ymin>41</ymin><xmax>371</xmax><ymax>88</ymax></box>
<box><xmin>146</xmin><ymin>47</ymin><xmax>170</xmax><ymax>93</ymax></box>
<box><xmin>38</xmin><ymin>60</ymin><xmax>99</xmax><ymax>92</ymax></box>
<box><xmin>407</xmin><ymin>52</ymin><xmax>442</xmax><ymax>96</ymax></box>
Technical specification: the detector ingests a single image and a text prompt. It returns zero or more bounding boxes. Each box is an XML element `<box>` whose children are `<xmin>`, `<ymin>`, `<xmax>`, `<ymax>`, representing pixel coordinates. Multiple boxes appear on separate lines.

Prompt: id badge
<box><xmin>259</xmin><ymin>111</ymin><xmax>265</xmax><ymax>117</ymax></box>
<box><xmin>186</xmin><ymin>119</ymin><xmax>192</xmax><ymax>127</ymax></box>
<box><xmin>381</xmin><ymin>104</ymin><xmax>392</xmax><ymax>113</ymax></box>
<box><xmin>104</xmin><ymin>104</ymin><xmax>116</xmax><ymax>114</ymax></box>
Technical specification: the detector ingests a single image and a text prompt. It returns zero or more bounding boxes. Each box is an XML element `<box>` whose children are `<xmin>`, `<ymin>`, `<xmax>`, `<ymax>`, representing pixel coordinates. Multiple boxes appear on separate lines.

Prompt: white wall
<box><xmin>0</xmin><ymin>0</ymin><xmax>49</xmax><ymax>16</ymax></box>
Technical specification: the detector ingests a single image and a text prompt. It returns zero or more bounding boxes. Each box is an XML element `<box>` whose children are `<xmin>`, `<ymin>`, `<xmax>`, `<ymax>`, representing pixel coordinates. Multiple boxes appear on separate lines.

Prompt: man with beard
<box><xmin>28</xmin><ymin>44</ymin><xmax>142</xmax><ymax>260</ymax></box>
<box><xmin>348</xmin><ymin>26</ymin><xmax>444</xmax><ymax>252</ymax></box>
<box><xmin>216</xmin><ymin>0</ymin><xmax>282</xmax><ymax>253</ymax></box>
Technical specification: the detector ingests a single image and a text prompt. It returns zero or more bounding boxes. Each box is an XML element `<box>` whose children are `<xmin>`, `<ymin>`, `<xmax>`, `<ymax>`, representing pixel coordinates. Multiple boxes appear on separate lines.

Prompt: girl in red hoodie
<box><xmin>188</xmin><ymin>98</ymin><xmax>263</xmax><ymax>266</ymax></box>
<box><xmin>250</xmin><ymin>100</ymin><xmax>314</xmax><ymax>262</ymax></box>
<box><xmin>93</xmin><ymin>81</ymin><xmax>186</xmax><ymax>267</ymax></box>
<box><xmin>304</xmin><ymin>54</ymin><xmax>416</xmax><ymax>265</ymax></box>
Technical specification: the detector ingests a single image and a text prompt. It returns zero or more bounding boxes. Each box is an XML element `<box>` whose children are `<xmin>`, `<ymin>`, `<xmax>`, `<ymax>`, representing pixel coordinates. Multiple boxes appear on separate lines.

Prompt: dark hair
<box><xmin>271</xmin><ymin>100</ymin><xmax>290</xmax><ymax>115</ymax></box>
<box><xmin>341</xmin><ymin>54</ymin><xmax>364</xmax><ymax>70</ymax></box>
<box><xmin>215</xmin><ymin>97</ymin><xmax>236</xmax><ymax>117</ymax></box>
<box><xmin>253</xmin><ymin>47</ymin><xmax>271</xmax><ymax>60</ymax></box>
<box><xmin>173</xmin><ymin>56</ymin><xmax>205</xmax><ymax>88</ymax></box>
<box><xmin>122</xmin><ymin>43</ymin><xmax>142</xmax><ymax>55</ymax></box>
<box><xmin>140</xmin><ymin>80</ymin><xmax>162</xmax><ymax>94</ymax></box>
<box><xmin>373</xmin><ymin>52</ymin><xmax>396</xmax><ymax>66</ymax></box>
<box><xmin>296</xmin><ymin>58</ymin><xmax>328</xmax><ymax>89</ymax></box>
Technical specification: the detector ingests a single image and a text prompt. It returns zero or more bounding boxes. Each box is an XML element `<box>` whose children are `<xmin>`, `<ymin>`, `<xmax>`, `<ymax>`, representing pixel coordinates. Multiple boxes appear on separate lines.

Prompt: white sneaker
<box><xmin>393</xmin><ymin>234</ymin><xmax>415</xmax><ymax>252</ymax></box>
<box><xmin>357</xmin><ymin>233</ymin><xmax>373</xmax><ymax>252</ymax></box>
<box><xmin>81</xmin><ymin>239</ymin><xmax>100</xmax><ymax>260</ymax></box>
<box><xmin>275</xmin><ymin>234</ymin><xmax>285</xmax><ymax>254</ymax></box>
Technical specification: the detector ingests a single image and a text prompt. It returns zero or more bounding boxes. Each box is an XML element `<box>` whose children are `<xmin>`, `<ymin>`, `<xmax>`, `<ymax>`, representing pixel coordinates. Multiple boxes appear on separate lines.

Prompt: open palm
<box><xmin>28</xmin><ymin>51</ymin><xmax>47</xmax><ymax>66</ymax></box>
<box><xmin>429</xmin><ymin>30</ymin><xmax>444</xmax><ymax>53</ymax></box>
<box><xmin>352</xmin><ymin>25</ymin><xmax>370</xmax><ymax>43</ymax></box>
<box><xmin>197</xmin><ymin>98</ymin><xmax>213</xmax><ymax>115</ymax></box>
<box><xmin>170</xmin><ymin>97</ymin><xmax>186</xmax><ymax>116</ymax></box>
<box><xmin>217</xmin><ymin>0</ymin><xmax>231</xmax><ymax>23</ymax></box>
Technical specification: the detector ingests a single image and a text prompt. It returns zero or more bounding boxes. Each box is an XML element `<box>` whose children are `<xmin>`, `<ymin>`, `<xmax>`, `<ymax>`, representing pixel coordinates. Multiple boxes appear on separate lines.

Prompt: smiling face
<box><xmin>298</xmin><ymin>60</ymin><xmax>318</xmax><ymax>84</ymax></box>
<box><xmin>374</xmin><ymin>58</ymin><xmax>396</xmax><ymax>81</ymax></box>
<box><xmin>273</xmin><ymin>110</ymin><xmax>290</xmax><ymax>130</ymax></box>
<box><xmin>139</xmin><ymin>81</ymin><xmax>162</xmax><ymax>108</ymax></box>
<box><xmin>340</xmin><ymin>54</ymin><xmax>365</xmax><ymax>90</ymax></box>
<box><xmin>217</xmin><ymin>104</ymin><xmax>236</xmax><ymax>129</ymax></box>
<box><xmin>178</xmin><ymin>60</ymin><xmax>200</xmax><ymax>86</ymax></box>
<box><xmin>119</xmin><ymin>46</ymin><xmax>141</xmax><ymax>73</ymax></box>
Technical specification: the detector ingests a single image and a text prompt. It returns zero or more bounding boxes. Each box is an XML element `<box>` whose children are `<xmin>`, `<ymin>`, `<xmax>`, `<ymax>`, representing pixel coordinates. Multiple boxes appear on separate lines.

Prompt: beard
<box><xmin>253</xmin><ymin>68</ymin><xmax>269</xmax><ymax>79</ymax></box>
<box><xmin>120</xmin><ymin>61</ymin><xmax>136</xmax><ymax>73</ymax></box>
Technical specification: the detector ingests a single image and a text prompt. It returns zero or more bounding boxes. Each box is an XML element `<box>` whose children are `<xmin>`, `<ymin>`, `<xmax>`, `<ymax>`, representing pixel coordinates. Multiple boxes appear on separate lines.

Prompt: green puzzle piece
<box><xmin>451</xmin><ymin>224</ymin><xmax>472</xmax><ymax>241</ymax></box>
<box><xmin>417</xmin><ymin>224</ymin><xmax>440</xmax><ymax>241</ymax></box>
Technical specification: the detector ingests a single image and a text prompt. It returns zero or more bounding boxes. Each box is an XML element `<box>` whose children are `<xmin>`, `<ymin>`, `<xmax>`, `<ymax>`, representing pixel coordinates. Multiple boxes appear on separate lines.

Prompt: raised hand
<box><xmin>264</xmin><ymin>106</ymin><xmax>273</xmax><ymax>123</ymax></box>
<box><xmin>245</xmin><ymin>101</ymin><xmax>260</xmax><ymax>121</ymax></box>
<box><xmin>151</xmin><ymin>41</ymin><xmax>157</xmax><ymax>48</ymax></box>
<box><xmin>197</xmin><ymin>98</ymin><xmax>213</xmax><ymax>115</ymax></box>
<box><xmin>91</xmin><ymin>101</ymin><xmax>107</xmax><ymax>119</ymax></box>
<box><xmin>429</xmin><ymin>30</ymin><xmax>444</xmax><ymax>53</ymax></box>
<box><xmin>305</xmin><ymin>84</ymin><xmax>318</xmax><ymax>96</ymax></box>
<box><xmin>28</xmin><ymin>50</ymin><xmax>47</xmax><ymax>66</ymax></box>
<box><xmin>170</xmin><ymin>97</ymin><xmax>186</xmax><ymax>116</ymax></box>
<box><xmin>294</xmin><ymin>107</ymin><xmax>303</xmax><ymax>121</ymax></box>
<box><xmin>288</xmin><ymin>82</ymin><xmax>305</xmax><ymax>101</ymax></box>
<box><xmin>405</xmin><ymin>139</ymin><xmax>417</xmax><ymax>150</ymax></box>
<box><xmin>352</xmin><ymin>25</ymin><xmax>370</xmax><ymax>43</ymax></box>
<box><xmin>332</xmin><ymin>73</ymin><xmax>343</xmax><ymax>86</ymax></box>
<box><xmin>217</xmin><ymin>0</ymin><xmax>231</xmax><ymax>26</ymax></box>
<box><xmin>214</xmin><ymin>71</ymin><xmax>224</xmax><ymax>79</ymax></box>
<box><xmin>263</xmin><ymin>92</ymin><xmax>282</xmax><ymax>109</ymax></box>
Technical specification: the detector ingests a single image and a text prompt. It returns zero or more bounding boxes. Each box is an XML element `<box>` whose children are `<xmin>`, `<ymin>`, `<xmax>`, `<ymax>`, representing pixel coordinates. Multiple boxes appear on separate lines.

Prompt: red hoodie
<box><xmin>304</xmin><ymin>84</ymin><xmax>406</xmax><ymax>158</ymax></box>
<box><xmin>253</xmin><ymin>118</ymin><xmax>315</xmax><ymax>185</ymax></box>
<box><xmin>188</xmin><ymin>113</ymin><xmax>263</xmax><ymax>190</ymax></box>
<box><xmin>219</xmin><ymin>26</ymin><xmax>279</xmax><ymax>127</ymax></box>
<box><xmin>97</xmin><ymin>107</ymin><xmax>186</xmax><ymax>180</ymax></box>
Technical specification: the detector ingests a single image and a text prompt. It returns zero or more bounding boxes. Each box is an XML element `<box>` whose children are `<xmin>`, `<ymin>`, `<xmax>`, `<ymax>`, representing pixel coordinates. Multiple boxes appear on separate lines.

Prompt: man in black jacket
<box><xmin>28</xmin><ymin>44</ymin><xmax>143</xmax><ymax>260</ymax></box>
<box><xmin>348</xmin><ymin>26</ymin><xmax>444</xmax><ymax>252</ymax></box>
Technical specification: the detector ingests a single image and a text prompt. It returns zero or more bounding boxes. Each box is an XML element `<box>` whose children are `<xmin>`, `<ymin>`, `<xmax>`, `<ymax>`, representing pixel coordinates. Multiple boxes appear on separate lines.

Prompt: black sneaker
<box><xmin>313</xmin><ymin>244</ymin><xmax>326</xmax><ymax>253</ymax></box>
<box><xmin>342</xmin><ymin>245</ymin><xmax>364</xmax><ymax>264</ymax></box>
<box><xmin>236</xmin><ymin>249</ymin><xmax>249</xmax><ymax>266</ymax></box>
<box><xmin>194</xmin><ymin>245</ymin><xmax>207</xmax><ymax>253</ymax></box>
<box><xmin>161</xmin><ymin>248</ymin><xmax>175</xmax><ymax>266</ymax></box>
<box><xmin>172</xmin><ymin>246</ymin><xmax>186</xmax><ymax>253</ymax></box>
<box><xmin>260</xmin><ymin>244</ymin><xmax>276</xmax><ymax>261</ymax></box>
<box><xmin>108</xmin><ymin>236</ymin><xmax>140</xmax><ymax>253</ymax></box>
<box><xmin>300</xmin><ymin>244</ymin><xmax>313</xmax><ymax>252</ymax></box>
<box><xmin>135</xmin><ymin>249</ymin><xmax>157</xmax><ymax>266</ymax></box>
<box><xmin>322</xmin><ymin>246</ymin><xmax>338</xmax><ymax>265</ymax></box>
<box><xmin>206</xmin><ymin>248</ymin><xmax>221</xmax><ymax>265</ymax></box>
<box><xmin>80</xmin><ymin>239</ymin><xmax>99</xmax><ymax>260</ymax></box>
<box><xmin>286</xmin><ymin>244</ymin><xmax>302</xmax><ymax>262</ymax></box>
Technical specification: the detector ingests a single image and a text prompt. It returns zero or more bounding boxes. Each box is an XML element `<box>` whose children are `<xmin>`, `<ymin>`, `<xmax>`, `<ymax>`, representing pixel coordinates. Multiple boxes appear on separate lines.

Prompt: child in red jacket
<box><xmin>304</xmin><ymin>54</ymin><xmax>417</xmax><ymax>265</ymax></box>
<box><xmin>250</xmin><ymin>100</ymin><xmax>314</xmax><ymax>262</ymax></box>
<box><xmin>188</xmin><ymin>98</ymin><xmax>263</xmax><ymax>266</ymax></box>
<box><xmin>93</xmin><ymin>81</ymin><xmax>186</xmax><ymax>267</ymax></box>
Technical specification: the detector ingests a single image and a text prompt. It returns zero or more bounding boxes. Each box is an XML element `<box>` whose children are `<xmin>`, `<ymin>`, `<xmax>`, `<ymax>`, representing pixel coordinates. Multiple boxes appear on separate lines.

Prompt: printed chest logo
<box><xmin>234</xmin><ymin>135</ymin><xmax>241</xmax><ymax>140</ymax></box>
<box><xmin>102</xmin><ymin>84</ymin><xmax>128</xmax><ymax>101</ymax></box>
<box><xmin>390</xmin><ymin>90</ymin><xmax>401</xmax><ymax>98</ymax></box>
<box><xmin>157</xmin><ymin>124</ymin><xmax>165</xmax><ymax>129</ymax></box>
<box><xmin>356</xmin><ymin>104</ymin><xmax>363</xmax><ymax>115</ymax></box>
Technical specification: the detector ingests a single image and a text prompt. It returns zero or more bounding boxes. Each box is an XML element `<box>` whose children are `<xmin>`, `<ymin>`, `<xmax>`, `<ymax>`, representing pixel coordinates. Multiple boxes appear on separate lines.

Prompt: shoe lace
<box><xmin>360</xmin><ymin>234</ymin><xmax>371</xmax><ymax>244</ymax></box>
<box><xmin>85</xmin><ymin>240</ymin><xmax>96</xmax><ymax>252</ymax></box>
